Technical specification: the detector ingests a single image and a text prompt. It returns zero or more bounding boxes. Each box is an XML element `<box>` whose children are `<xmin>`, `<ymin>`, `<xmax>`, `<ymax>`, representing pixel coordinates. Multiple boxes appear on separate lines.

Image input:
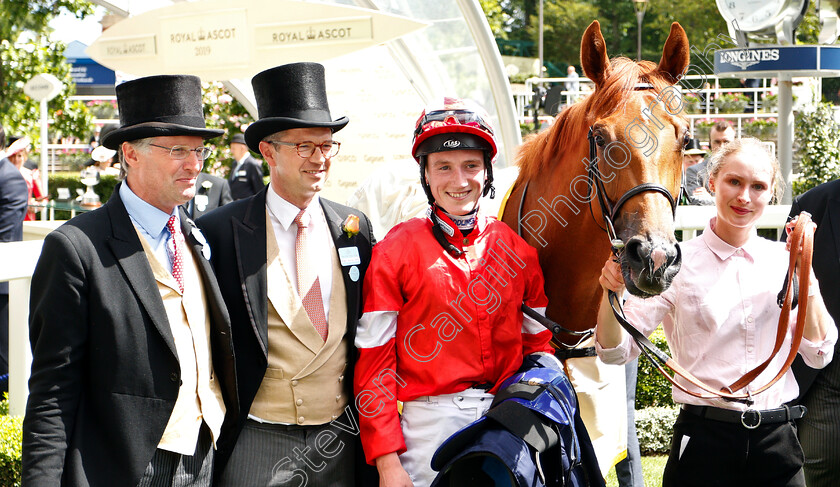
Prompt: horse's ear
<box><xmin>580</xmin><ymin>20</ymin><xmax>610</xmax><ymax>88</ymax></box>
<box><xmin>656</xmin><ymin>22</ymin><xmax>690</xmax><ymax>84</ymax></box>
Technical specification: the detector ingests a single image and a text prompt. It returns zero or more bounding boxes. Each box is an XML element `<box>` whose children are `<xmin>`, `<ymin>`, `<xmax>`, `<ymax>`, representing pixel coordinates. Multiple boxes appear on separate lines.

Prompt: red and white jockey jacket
<box><xmin>353</xmin><ymin>210</ymin><xmax>553</xmax><ymax>464</ymax></box>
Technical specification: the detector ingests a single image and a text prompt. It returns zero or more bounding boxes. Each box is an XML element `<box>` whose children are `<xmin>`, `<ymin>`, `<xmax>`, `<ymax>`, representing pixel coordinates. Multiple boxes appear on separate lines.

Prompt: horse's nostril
<box><xmin>624</xmin><ymin>238</ymin><xmax>646</xmax><ymax>265</ymax></box>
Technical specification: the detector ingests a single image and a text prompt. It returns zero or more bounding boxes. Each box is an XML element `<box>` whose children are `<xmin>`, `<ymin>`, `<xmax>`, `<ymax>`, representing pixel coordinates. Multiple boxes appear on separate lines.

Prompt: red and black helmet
<box><xmin>411</xmin><ymin>97</ymin><xmax>497</xmax><ymax>163</ymax></box>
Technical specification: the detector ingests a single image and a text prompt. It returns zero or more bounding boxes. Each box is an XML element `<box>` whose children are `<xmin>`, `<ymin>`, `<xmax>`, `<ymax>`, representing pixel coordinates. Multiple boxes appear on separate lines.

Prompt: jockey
<box><xmin>353</xmin><ymin>97</ymin><xmax>555</xmax><ymax>487</ymax></box>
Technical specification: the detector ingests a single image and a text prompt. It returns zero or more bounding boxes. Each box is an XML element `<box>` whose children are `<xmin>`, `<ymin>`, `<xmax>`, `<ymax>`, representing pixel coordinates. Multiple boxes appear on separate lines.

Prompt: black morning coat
<box><xmin>22</xmin><ymin>184</ymin><xmax>238</xmax><ymax>487</ymax></box>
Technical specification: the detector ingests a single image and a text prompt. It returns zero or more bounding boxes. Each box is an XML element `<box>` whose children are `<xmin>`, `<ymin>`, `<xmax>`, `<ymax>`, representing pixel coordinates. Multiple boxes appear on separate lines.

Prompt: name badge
<box><xmin>195</xmin><ymin>194</ymin><xmax>209</xmax><ymax>211</ymax></box>
<box><xmin>237</xmin><ymin>170</ymin><xmax>248</xmax><ymax>177</ymax></box>
<box><xmin>338</xmin><ymin>246</ymin><xmax>361</xmax><ymax>266</ymax></box>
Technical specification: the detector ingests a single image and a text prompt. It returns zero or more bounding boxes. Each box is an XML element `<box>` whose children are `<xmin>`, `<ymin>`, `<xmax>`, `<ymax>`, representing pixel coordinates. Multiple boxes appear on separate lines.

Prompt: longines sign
<box><xmin>87</xmin><ymin>0</ymin><xmax>426</xmax><ymax>81</ymax></box>
<box><xmin>715</xmin><ymin>46</ymin><xmax>840</xmax><ymax>78</ymax></box>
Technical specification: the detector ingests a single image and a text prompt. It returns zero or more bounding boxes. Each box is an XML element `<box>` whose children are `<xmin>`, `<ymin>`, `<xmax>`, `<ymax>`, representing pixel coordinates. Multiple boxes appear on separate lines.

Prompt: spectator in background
<box><xmin>6</xmin><ymin>137</ymin><xmax>46</xmax><ymax>220</ymax></box>
<box><xmin>565</xmin><ymin>65</ymin><xmax>580</xmax><ymax>106</ymax></box>
<box><xmin>227</xmin><ymin>133</ymin><xmax>264</xmax><ymax>200</ymax></box>
<box><xmin>684</xmin><ymin>121</ymin><xmax>735</xmax><ymax>205</ymax></box>
<box><xmin>682</xmin><ymin>138</ymin><xmax>706</xmax><ymax>171</ymax></box>
<box><xmin>182</xmin><ymin>172</ymin><xmax>232</xmax><ymax>219</ymax></box>
<box><xmin>0</xmin><ymin>123</ymin><xmax>29</xmax><ymax>394</ymax></box>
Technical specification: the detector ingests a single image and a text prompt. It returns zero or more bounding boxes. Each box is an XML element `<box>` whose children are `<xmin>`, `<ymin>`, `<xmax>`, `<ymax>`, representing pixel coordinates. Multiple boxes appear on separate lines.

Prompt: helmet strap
<box><xmin>419</xmin><ymin>156</ymin><xmax>435</xmax><ymax>205</ymax></box>
<box><xmin>482</xmin><ymin>154</ymin><xmax>495</xmax><ymax>198</ymax></box>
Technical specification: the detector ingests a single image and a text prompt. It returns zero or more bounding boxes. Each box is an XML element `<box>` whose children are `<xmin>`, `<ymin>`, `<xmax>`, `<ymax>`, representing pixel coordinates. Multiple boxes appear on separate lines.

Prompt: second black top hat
<box><xmin>244</xmin><ymin>62</ymin><xmax>348</xmax><ymax>153</ymax></box>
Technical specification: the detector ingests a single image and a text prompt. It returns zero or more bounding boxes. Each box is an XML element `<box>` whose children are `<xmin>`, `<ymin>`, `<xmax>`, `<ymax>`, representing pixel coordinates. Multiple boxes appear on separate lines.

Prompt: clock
<box><xmin>716</xmin><ymin>0</ymin><xmax>809</xmax><ymax>33</ymax></box>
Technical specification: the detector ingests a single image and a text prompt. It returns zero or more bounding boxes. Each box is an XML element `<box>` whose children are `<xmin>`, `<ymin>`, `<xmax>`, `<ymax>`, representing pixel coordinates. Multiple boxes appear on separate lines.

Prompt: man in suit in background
<box><xmin>22</xmin><ymin>75</ymin><xmax>237</xmax><ymax>487</ymax></box>
<box><xmin>787</xmin><ymin>182</ymin><xmax>840</xmax><ymax>487</ymax></box>
<box><xmin>0</xmin><ymin>123</ymin><xmax>28</xmax><ymax>394</ymax></box>
<box><xmin>182</xmin><ymin>172</ymin><xmax>233</xmax><ymax>219</ymax></box>
<box><xmin>197</xmin><ymin>62</ymin><xmax>375</xmax><ymax>486</ymax></box>
<box><xmin>684</xmin><ymin>121</ymin><xmax>735</xmax><ymax>205</ymax></box>
<box><xmin>228</xmin><ymin>132</ymin><xmax>264</xmax><ymax>200</ymax></box>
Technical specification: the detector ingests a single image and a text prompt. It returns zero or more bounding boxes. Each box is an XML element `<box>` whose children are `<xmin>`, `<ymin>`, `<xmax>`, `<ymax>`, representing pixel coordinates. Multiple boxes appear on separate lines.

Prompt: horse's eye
<box><xmin>682</xmin><ymin>133</ymin><xmax>691</xmax><ymax>149</ymax></box>
<box><xmin>594</xmin><ymin>133</ymin><xmax>607</xmax><ymax>147</ymax></box>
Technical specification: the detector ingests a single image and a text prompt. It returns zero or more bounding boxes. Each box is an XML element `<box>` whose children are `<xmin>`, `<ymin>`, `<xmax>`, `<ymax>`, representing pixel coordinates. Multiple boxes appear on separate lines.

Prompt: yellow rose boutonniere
<box><xmin>342</xmin><ymin>214</ymin><xmax>360</xmax><ymax>238</ymax></box>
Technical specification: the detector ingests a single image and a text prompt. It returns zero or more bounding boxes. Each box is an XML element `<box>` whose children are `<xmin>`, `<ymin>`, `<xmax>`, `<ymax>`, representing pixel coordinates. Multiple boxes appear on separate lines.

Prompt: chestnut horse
<box><xmin>500</xmin><ymin>20</ymin><xmax>690</xmax><ymax>472</ymax></box>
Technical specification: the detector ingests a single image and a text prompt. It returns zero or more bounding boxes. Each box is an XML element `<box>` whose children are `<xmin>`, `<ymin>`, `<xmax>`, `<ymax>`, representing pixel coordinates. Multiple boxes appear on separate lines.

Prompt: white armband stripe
<box><xmin>355</xmin><ymin>310</ymin><xmax>398</xmax><ymax>348</ymax></box>
<box><xmin>522</xmin><ymin>306</ymin><xmax>548</xmax><ymax>335</ymax></box>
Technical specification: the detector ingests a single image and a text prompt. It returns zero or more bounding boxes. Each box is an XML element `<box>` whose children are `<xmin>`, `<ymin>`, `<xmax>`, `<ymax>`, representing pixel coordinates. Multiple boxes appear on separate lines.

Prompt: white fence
<box><xmin>0</xmin><ymin>207</ymin><xmax>790</xmax><ymax>416</ymax></box>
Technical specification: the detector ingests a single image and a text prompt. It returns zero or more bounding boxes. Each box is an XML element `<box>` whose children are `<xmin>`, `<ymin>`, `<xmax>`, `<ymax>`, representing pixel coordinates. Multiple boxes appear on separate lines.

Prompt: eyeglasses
<box><xmin>149</xmin><ymin>143</ymin><xmax>212</xmax><ymax>161</ymax></box>
<box><xmin>267</xmin><ymin>140</ymin><xmax>340</xmax><ymax>158</ymax></box>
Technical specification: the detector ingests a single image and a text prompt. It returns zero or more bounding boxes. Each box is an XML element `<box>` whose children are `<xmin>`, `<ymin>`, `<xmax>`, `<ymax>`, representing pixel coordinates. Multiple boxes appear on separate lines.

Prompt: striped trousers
<box><xmin>798</xmin><ymin>356</ymin><xmax>840</xmax><ymax>487</ymax></box>
<box><xmin>136</xmin><ymin>423</ymin><xmax>214</xmax><ymax>487</ymax></box>
<box><xmin>217</xmin><ymin>413</ymin><xmax>356</xmax><ymax>487</ymax></box>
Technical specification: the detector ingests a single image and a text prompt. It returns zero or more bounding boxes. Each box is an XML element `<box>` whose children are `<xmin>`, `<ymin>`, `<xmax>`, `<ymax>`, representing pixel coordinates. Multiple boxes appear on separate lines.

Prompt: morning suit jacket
<box><xmin>788</xmin><ymin>180</ymin><xmax>840</xmax><ymax>398</ymax></box>
<box><xmin>182</xmin><ymin>172</ymin><xmax>233</xmax><ymax>219</ymax></box>
<box><xmin>22</xmin><ymin>184</ymin><xmax>238</xmax><ymax>487</ymax></box>
<box><xmin>0</xmin><ymin>157</ymin><xmax>28</xmax><ymax>294</ymax></box>
<box><xmin>195</xmin><ymin>186</ymin><xmax>375</xmax><ymax>475</ymax></box>
<box><xmin>228</xmin><ymin>154</ymin><xmax>265</xmax><ymax>200</ymax></box>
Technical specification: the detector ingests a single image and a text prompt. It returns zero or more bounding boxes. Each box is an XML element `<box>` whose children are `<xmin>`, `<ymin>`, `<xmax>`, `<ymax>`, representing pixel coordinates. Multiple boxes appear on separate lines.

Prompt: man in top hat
<box><xmin>682</xmin><ymin>138</ymin><xmax>705</xmax><ymax>172</ymax></box>
<box><xmin>22</xmin><ymin>75</ymin><xmax>237</xmax><ymax>487</ymax></box>
<box><xmin>197</xmin><ymin>62</ymin><xmax>376</xmax><ymax>486</ymax></box>
<box><xmin>228</xmin><ymin>132</ymin><xmax>265</xmax><ymax>200</ymax></box>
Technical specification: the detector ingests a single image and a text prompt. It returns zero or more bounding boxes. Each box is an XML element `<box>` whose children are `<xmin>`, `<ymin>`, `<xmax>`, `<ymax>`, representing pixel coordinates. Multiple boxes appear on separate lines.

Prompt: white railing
<box><xmin>0</xmin><ymin>208</ymin><xmax>791</xmax><ymax>416</ymax></box>
<box><xmin>517</xmin><ymin>74</ymin><xmax>781</xmax><ymax>139</ymax></box>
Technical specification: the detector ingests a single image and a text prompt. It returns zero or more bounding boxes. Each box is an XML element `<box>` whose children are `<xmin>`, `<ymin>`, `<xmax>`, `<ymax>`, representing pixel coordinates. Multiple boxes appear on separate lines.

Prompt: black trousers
<box><xmin>663</xmin><ymin>408</ymin><xmax>805</xmax><ymax>487</ymax></box>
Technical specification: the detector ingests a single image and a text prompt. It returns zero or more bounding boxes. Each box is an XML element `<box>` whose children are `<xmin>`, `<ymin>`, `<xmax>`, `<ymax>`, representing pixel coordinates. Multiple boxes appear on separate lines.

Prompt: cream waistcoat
<box><xmin>249</xmin><ymin>212</ymin><xmax>349</xmax><ymax>425</ymax></box>
<box><xmin>137</xmin><ymin>227</ymin><xmax>226</xmax><ymax>455</ymax></box>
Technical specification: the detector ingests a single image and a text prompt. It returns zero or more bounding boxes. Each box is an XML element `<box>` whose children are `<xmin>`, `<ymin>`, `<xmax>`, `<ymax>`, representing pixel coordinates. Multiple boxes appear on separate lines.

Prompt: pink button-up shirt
<box><xmin>597</xmin><ymin>219</ymin><xmax>837</xmax><ymax>411</ymax></box>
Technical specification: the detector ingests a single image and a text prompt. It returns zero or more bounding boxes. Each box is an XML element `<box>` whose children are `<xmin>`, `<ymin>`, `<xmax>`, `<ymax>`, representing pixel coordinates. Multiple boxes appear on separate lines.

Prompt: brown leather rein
<box><xmin>608</xmin><ymin>213</ymin><xmax>814</xmax><ymax>405</ymax></box>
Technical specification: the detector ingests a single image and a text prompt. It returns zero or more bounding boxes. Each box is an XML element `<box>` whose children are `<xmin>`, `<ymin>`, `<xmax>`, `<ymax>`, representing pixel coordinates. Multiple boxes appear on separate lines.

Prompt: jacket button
<box><xmin>291</xmin><ymin>380</ymin><xmax>298</xmax><ymax>387</ymax></box>
<box><xmin>170</xmin><ymin>372</ymin><xmax>179</xmax><ymax>382</ymax></box>
<box><xmin>298</xmin><ymin>416</ymin><xmax>305</xmax><ymax>424</ymax></box>
<box><xmin>296</xmin><ymin>399</ymin><xmax>303</xmax><ymax>406</ymax></box>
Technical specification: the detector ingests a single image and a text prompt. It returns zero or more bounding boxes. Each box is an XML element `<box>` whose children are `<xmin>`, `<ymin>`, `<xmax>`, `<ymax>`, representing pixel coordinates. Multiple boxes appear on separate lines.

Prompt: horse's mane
<box><xmin>516</xmin><ymin>57</ymin><xmax>674</xmax><ymax>182</ymax></box>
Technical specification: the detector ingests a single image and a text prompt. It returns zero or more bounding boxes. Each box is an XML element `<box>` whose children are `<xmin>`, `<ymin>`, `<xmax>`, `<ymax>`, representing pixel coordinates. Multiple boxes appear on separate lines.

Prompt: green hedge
<box><xmin>0</xmin><ymin>398</ymin><xmax>21</xmax><ymax>487</ymax></box>
<box><xmin>635</xmin><ymin>326</ymin><xmax>675</xmax><ymax>409</ymax></box>
<box><xmin>46</xmin><ymin>174</ymin><xmax>119</xmax><ymax>220</ymax></box>
<box><xmin>636</xmin><ymin>406</ymin><xmax>679</xmax><ymax>455</ymax></box>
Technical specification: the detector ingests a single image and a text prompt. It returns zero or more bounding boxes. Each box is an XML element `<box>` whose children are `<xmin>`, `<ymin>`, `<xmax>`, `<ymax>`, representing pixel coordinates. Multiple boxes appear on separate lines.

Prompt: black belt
<box><xmin>682</xmin><ymin>404</ymin><xmax>806</xmax><ymax>429</ymax></box>
<box><xmin>472</xmin><ymin>382</ymin><xmax>494</xmax><ymax>390</ymax></box>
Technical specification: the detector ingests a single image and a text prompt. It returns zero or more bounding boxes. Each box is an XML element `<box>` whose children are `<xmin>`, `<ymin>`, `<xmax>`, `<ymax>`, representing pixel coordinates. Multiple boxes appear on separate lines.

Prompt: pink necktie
<box><xmin>166</xmin><ymin>215</ymin><xmax>184</xmax><ymax>294</ymax></box>
<box><xmin>294</xmin><ymin>210</ymin><xmax>328</xmax><ymax>341</ymax></box>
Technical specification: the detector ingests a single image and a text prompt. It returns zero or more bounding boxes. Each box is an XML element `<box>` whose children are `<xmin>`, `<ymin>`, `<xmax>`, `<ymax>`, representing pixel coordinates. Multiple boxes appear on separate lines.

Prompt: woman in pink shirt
<box><xmin>596</xmin><ymin>137</ymin><xmax>836</xmax><ymax>487</ymax></box>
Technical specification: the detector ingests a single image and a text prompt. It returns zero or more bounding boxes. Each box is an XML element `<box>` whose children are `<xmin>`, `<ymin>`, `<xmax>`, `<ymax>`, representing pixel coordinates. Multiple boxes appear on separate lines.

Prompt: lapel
<box><xmin>233</xmin><ymin>188</ymin><xmax>270</xmax><ymax>356</ymax></box>
<box><xmin>105</xmin><ymin>184</ymin><xmax>178</xmax><ymax>359</ymax></box>
<box><xmin>320</xmin><ymin>199</ymin><xmax>360</xmax><ymax>319</ymax></box>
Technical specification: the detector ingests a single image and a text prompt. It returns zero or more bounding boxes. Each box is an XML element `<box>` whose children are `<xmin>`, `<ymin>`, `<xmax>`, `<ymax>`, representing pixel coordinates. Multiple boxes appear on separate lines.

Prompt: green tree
<box><xmin>0</xmin><ymin>1</ymin><xmax>95</xmax><ymax>148</ymax></box>
<box><xmin>793</xmin><ymin>102</ymin><xmax>840</xmax><ymax>195</ymax></box>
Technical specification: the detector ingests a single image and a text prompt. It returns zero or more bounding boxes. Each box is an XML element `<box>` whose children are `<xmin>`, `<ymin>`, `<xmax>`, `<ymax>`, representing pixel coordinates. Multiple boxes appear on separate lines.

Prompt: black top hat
<box><xmin>684</xmin><ymin>138</ymin><xmax>706</xmax><ymax>155</ymax></box>
<box><xmin>101</xmin><ymin>75</ymin><xmax>223</xmax><ymax>150</ymax></box>
<box><xmin>244</xmin><ymin>62</ymin><xmax>348</xmax><ymax>153</ymax></box>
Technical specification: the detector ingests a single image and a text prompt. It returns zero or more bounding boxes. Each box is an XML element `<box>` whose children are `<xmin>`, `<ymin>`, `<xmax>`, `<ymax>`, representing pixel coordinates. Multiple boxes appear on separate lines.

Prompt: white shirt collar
<box><xmin>265</xmin><ymin>187</ymin><xmax>321</xmax><ymax>231</ymax></box>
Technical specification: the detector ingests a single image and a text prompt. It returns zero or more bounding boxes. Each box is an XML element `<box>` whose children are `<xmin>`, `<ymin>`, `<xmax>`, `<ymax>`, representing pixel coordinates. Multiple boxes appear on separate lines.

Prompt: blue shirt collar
<box><xmin>119</xmin><ymin>181</ymin><xmax>178</xmax><ymax>243</ymax></box>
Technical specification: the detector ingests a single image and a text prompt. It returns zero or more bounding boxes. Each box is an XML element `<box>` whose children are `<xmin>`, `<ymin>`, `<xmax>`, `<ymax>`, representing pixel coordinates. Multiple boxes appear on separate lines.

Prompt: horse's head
<box><xmin>580</xmin><ymin>20</ymin><xmax>690</xmax><ymax>297</ymax></box>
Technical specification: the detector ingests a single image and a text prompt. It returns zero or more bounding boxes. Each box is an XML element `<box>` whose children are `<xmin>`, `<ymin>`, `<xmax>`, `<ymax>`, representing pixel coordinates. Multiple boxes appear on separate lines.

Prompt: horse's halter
<box><xmin>585</xmin><ymin>94</ymin><xmax>679</xmax><ymax>252</ymax></box>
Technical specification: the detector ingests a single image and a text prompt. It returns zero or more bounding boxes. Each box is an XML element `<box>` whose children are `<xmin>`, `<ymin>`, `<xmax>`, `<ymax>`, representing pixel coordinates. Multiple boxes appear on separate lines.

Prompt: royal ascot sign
<box><xmin>715</xmin><ymin>45</ymin><xmax>840</xmax><ymax>78</ymax></box>
<box><xmin>86</xmin><ymin>0</ymin><xmax>427</xmax><ymax>81</ymax></box>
